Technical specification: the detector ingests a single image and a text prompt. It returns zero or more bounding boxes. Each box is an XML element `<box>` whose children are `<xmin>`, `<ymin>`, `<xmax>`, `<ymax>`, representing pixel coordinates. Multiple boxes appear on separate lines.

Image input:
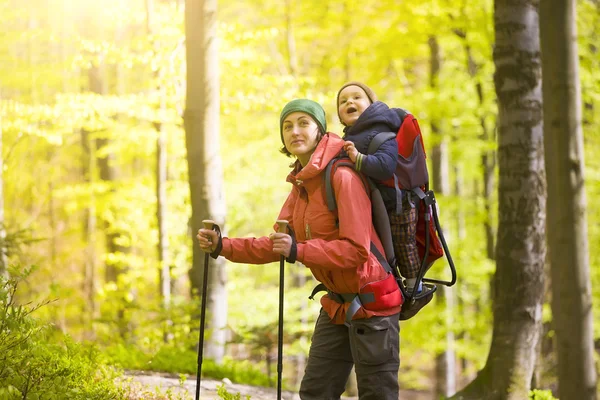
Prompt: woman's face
<box><xmin>282</xmin><ymin>112</ymin><xmax>321</xmax><ymax>166</ymax></box>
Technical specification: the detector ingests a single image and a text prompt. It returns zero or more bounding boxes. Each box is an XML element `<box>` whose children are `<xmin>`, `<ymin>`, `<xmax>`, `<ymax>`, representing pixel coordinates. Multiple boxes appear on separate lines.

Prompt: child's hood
<box><xmin>344</xmin><ymin>101</ymin><xmax>402</xmax><ymax>137</ymax></box>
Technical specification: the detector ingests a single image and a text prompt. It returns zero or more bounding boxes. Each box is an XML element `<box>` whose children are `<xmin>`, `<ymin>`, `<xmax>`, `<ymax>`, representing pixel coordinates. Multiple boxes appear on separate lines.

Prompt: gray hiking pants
<box><xmin>299</xmin><ymin>308</ymin><xmax>400</xmax><ymax>400</ymax></box>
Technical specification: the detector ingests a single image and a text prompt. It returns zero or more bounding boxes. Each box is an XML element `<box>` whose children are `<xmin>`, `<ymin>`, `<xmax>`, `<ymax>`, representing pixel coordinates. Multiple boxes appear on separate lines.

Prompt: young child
<box><xmin>337</xmin><ymin>81</ymin><xmax>422</xmax><ymax>293</ymax></box>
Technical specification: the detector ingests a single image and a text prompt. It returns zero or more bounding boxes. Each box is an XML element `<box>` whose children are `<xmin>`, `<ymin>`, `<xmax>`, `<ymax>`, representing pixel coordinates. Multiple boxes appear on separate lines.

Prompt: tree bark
<box><xmin>184</xmin><ymin>0</ymin><xmax>228</xmax><ymax>363</ymax></box>
<box><xmin>540</xmin><ymin>0</ymin><xmax>597</xmax><ymax>398</ymax></box>
<box><xmin>451</xmin><ymin>1</ymin><xmax>545</xmax><ymax>398</ymax></box>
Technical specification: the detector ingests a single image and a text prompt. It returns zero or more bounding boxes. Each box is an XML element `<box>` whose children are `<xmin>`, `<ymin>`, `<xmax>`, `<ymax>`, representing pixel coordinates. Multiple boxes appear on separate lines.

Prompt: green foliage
<box><xmin>103</xmin><ymin>341</ymin><xmax>272</xmax><ymax>389</ymax></box>
<box><xmin>216</xmin><ymin>384</ymin><xmax>251</xmax><ymax>400</ymax></box>
<box><xmin>1</xmin><ymin>0</ymin><xmax>599</xmax><ymax>394</ymax></box>
<box><xmin>0</xmin><ymin>267</ymin><xmax>126</xmax><ymax>399</ymax></box>
<box><xmin>529</xmin><ymin>389</ymin><xmax>558</xmax><ymax>400</ymax></box>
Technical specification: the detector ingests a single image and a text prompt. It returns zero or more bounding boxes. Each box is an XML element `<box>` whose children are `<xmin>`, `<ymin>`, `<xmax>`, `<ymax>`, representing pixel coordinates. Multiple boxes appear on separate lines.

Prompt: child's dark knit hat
<box><xmin>279</xmin><ymin>99</ymin><xmax>327</xmax><ymax>145</ymax></box>
<box><xmin>336</xmin><ymin>81</ymin><xmax>378</xmax><ymax>125</ymax></box>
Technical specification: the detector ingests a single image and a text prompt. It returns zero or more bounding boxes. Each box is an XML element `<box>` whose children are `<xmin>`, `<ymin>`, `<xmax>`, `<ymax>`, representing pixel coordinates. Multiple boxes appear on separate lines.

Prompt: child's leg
<box><xmin>390</xmin><ymin>194</ymin><xmax>420</xmax><ymax>281</ymax></box>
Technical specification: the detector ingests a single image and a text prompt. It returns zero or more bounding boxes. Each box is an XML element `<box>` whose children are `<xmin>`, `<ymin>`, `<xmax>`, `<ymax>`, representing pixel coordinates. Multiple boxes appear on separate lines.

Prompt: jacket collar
<box><xmin>286</xmin><ymin>133</ymin><xmax>344</xmax><ymax>184</ymax></box>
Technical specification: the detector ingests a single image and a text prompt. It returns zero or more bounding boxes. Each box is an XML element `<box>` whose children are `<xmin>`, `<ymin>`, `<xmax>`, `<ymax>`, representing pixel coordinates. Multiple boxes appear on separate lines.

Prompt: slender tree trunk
<box><xmin>147</xmin><ymin>0</ymin><xmax>172</xmax><ymax>343</ymax></box>
<box><xmin>540</xmin><ymin>1</ymin><xmax>597</xmax><ymax>398</ymax></box>
<box><xmin>0</xmin><ymin>100</ymin><xmax>7</xmax><ymax>279</ymax></box>
<box><xmin>89</xmin><ymin>63</ymin><xmax>131</xmax><ymax>339</ymax></box>
<box><xmin>185</xmin><ymin>0</ymin><xmax>228</xmax><ymax>363</ymax></box>
<box><xmin>81</xmin><ymin>129</ymin><xmax>97</xmax><ymax>338</ymax></box>
<box><xmin>451</xmin><ymin>1</ymin><xmax>545</xmax><ymax>398</ymax></box>
<box><xmin>428</xmin><ymin>36</ymin><xmax>450</xmax><ymax>196</ymax></box>
<box><xmin>428</xmin><ymin>34</ymin><xmax>456</xmax><ymax>398</ymax></box>
<box><xmin>455</xmin><ymin>29</ymin><xmax>496</xmax><ymax>260</ymax></box>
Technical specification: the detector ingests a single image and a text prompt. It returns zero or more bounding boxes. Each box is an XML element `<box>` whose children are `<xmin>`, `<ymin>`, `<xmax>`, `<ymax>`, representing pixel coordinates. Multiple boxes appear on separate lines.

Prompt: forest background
<box><xmin>0</xmin><ymin>0</ymin><xmax>599</xmax><ymax>399</ymax></box>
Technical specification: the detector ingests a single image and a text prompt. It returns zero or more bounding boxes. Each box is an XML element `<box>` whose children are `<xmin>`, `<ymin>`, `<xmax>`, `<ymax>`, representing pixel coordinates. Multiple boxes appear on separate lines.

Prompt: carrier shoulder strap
<box><xmin>323</xmin><ymin>157</ymin><xmax>396</xmax><ymax>267</ymax></box>
<box><xmin>367</xmin><ymin>131</ymin><xmax>396</xmax><ymax>155</ymax></box>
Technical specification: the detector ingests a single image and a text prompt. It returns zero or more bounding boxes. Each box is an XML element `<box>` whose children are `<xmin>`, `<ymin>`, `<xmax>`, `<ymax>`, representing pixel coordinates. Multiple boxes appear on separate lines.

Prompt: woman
<box><xmin>197</xmin><ymin>99</ymin><xmax>403</xmax><ymax>400</ymax></box>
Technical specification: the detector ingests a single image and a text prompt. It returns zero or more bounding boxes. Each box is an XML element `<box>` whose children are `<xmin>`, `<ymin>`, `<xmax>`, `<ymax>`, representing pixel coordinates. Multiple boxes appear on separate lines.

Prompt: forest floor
<box><xmin>123</xmin><ymin>370</ymin><xmax>433</xmax><ymax>400</ymax></box>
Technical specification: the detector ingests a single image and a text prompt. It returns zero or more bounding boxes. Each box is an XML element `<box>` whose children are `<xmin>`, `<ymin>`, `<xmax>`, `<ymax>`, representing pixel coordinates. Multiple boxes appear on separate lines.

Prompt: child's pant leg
<box><xmin>390</xmin><ymin>196</ymin><xmax>420</xmax><ymax>278</ymax></box>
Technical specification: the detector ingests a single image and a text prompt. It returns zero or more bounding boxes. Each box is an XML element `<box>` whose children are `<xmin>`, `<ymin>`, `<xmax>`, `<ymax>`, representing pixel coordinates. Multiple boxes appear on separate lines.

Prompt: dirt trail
<box><xmin>124</xmin><ymin>370</ymin><xmax>432</xmax><ymax>400</ymax></box>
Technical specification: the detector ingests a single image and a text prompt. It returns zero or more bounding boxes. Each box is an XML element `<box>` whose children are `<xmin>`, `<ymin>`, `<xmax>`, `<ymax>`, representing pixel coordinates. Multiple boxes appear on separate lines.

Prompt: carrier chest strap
<box><xmin>308</xmin><ymin>243</ymin><xmax>392</xmax><ymax>326</ymax></box>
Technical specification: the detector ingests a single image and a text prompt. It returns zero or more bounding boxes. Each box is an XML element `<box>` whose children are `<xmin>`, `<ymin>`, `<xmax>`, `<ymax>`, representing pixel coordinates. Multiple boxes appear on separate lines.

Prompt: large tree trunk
<box><xmin>540</xmin><ymin>1</ymin><xmax>597</xmax><ymax>398</ymax></box>
<box><xmin>184</xmin><ymin>0</ymin><xmax>228</xmax><ymax>363</ymax></box>
<box><xmin>451</xmin><ymin>1</ymin><xmax>545</xmax><ymax>398</ymax></box>
<box><xmin>284</xmin><ymin>0</ymin><xmax>308</xmax><ymax>388</ymax></box>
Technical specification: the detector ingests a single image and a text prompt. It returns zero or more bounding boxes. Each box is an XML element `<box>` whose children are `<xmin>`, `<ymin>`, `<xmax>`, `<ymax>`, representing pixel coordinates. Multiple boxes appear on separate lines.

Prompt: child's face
<box><xmin>338</xmin><ymin>85</ymin><xmax>372</xmax><ymax>127</ymax></box>
<box><xmin>282</xmin><ymin>112</ymin><xmax>321</xmax><ymax>165</ymax></box>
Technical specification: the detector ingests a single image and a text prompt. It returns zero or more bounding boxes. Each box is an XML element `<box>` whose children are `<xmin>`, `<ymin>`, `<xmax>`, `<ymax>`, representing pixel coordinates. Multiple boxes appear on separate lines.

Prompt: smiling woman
<box><xmin>278</xmin><ymin>98</ymin><xmax>327</xmax><ymax>163</ymax></box>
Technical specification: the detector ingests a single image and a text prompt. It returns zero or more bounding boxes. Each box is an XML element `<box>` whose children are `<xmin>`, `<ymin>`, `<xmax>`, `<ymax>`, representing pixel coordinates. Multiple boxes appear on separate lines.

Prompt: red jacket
<box><xmin>220</xmin><ymin>133</ymin><xmax>402</xmax><ymax>324</ymax></box>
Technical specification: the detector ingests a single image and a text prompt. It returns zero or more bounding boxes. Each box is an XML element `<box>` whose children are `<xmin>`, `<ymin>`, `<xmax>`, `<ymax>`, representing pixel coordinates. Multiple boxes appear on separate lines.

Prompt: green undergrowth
<box><xmin>103</xmin><ymin>342</ymin><xmax>272</xmax><ymax>389</ymax></box>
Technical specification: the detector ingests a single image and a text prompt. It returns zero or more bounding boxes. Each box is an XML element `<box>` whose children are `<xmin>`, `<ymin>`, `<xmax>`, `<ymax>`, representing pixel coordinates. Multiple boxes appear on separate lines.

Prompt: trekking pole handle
<box><xmin>276</xmin><ymin>219</ymin><xmax>288</xmax><ymax>233</ymax></box>
<box><xmin>202</xmin><ymin>220</ymin><xmax>215</xmax><ymax>242</ymax></box>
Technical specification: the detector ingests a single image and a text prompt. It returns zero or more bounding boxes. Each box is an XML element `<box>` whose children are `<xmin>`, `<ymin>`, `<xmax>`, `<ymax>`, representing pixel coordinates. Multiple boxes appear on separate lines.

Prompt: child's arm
<box><xmin>345</xmin><ymin>138</ymin><xmax>397</xmax><ymax>181</ymax></box>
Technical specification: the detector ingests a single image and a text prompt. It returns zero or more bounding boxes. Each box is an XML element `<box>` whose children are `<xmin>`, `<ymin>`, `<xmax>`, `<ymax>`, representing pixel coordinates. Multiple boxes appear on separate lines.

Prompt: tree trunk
<box><xmin>451</xmin><ymin>1</ymin><xmax>545</xmax><ymax>398</ymax></box>
<box><xmin>81</xmin><ymin>129</ymin><xmax>97</xmax><ymax>338</ymax></box>
<box><xmin>89</xmin><ymin>63</ymin><xmax>131</xmax><ymax>339</ymax></box>
<box><xmin>0</xmin><ymin>100</ymin><xmax>7</xmax><ymax>279</ymax></box>
<box><xmin>540</xmin><ymin>1</ymin><xmax>597</xmax><ymax>398</ymax></box>
<box><xmin>428</xmin><ymin>36</ymin><xmax>450</xmax><ymax>196</ymax></box>
<box><xmin>147</xmin><ymin>0</ymin><xmax>172</xmax><ymax>343</ymax></box>
<box><xmin>184</xmin><ymin>0</ymin><xmax>227</xmax><ymax>363</ymax></box>
<box><xmin>455</xmin><ymin>29</ymin><xmax>496</xmax><ymax>260</ymax></box>
<box><xmin>428</xmin><ymin>34</ymin><xmax>456</xmax><ymax>398</ymax></box>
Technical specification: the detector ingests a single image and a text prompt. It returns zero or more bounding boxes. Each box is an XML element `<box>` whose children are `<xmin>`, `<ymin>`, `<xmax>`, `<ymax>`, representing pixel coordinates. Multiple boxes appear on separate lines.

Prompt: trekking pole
<box><xmin>196</xmin><ymin>219</ymin><xmax>214</xmax><ymax>400</ymax></box>
<box><xmin>276</xmin><ymin>219</ymin><xmax>288</xmax><ymax>400</ymax></box>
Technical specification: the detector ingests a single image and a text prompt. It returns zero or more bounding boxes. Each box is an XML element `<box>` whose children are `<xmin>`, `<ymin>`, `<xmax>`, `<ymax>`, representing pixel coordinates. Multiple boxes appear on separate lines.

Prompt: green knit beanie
<box><xmin>279</xmin><ymin>99</ymin><xmax>327</xmax><ymax>145</ymax></box>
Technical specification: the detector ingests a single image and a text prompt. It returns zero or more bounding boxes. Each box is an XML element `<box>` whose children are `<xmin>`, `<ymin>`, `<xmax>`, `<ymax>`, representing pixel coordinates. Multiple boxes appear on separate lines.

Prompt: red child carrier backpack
<box><xmin>317</xmin><ymin>109</ymin><xmax>457</xmax><ymax>321</ymax></box>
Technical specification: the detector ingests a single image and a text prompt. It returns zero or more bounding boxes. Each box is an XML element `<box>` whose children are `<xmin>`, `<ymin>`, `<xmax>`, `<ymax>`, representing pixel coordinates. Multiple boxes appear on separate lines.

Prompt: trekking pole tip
<box><xmin>276</xmin><ymin>220</ymin><xmax>288</xmax><ymax>232</ymax></box>
<box><xmin>202</xmin><ymin>220</ymin><xmax>215</xmax><ymax>229</ymax></box>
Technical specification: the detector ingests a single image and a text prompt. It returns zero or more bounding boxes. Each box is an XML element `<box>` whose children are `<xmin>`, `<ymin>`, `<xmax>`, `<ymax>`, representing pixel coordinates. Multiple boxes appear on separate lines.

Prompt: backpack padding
<box><xmin>397</xmin><ymin>115</ymin><xmax>424</xmax><ymax>159</ymax></box>
<box><xmin>368</xmin><ymin>181</ymin><xmax>396</xmax><ymax>266</ymax></box>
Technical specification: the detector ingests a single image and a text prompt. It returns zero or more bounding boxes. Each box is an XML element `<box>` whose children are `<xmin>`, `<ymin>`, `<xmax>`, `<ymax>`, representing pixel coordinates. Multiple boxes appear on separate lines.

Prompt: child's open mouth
<box><xmin>347</xmin><ymin>107</ymin><xmax>357</xmax><ymax>114</ymax></box>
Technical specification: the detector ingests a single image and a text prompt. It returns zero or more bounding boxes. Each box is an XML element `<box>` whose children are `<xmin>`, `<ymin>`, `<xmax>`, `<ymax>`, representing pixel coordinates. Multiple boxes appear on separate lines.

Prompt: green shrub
<box><xmin>529</xmin><ymin>389</ymin><xmax>559</xmax><ymax>400</ymax></box>
<box><xmin>216</xmin><ymin>384</ymin><xmax>251</xmax><ymax>400</ymax></box>
<box><xmin>0</xmin><ymin>267</ymin><xmax>126</xmax><ymax>399</ymax></box>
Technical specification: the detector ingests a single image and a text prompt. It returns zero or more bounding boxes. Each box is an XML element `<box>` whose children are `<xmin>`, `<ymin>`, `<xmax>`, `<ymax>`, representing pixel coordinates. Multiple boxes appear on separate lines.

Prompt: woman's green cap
<box><xmin>280</xmin><ymin>99</ymin><xmax>327</xmax><ymax>144</ymax></box>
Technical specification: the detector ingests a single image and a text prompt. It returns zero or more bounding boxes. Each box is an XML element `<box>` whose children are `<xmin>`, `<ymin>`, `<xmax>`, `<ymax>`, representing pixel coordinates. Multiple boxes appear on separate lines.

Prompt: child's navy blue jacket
<box><xmin>343</xmin><ymin>101</ymin><xmax>402</xmax><ymax>210</ymax></box>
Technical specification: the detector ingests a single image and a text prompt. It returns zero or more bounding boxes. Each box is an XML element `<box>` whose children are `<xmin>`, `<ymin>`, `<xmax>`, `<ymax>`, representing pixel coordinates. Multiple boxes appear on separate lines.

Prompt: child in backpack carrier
<box><xmin>337</xmin><ymin>81</ymin><xmax>422</xmax><ymax>294</ymax></box>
